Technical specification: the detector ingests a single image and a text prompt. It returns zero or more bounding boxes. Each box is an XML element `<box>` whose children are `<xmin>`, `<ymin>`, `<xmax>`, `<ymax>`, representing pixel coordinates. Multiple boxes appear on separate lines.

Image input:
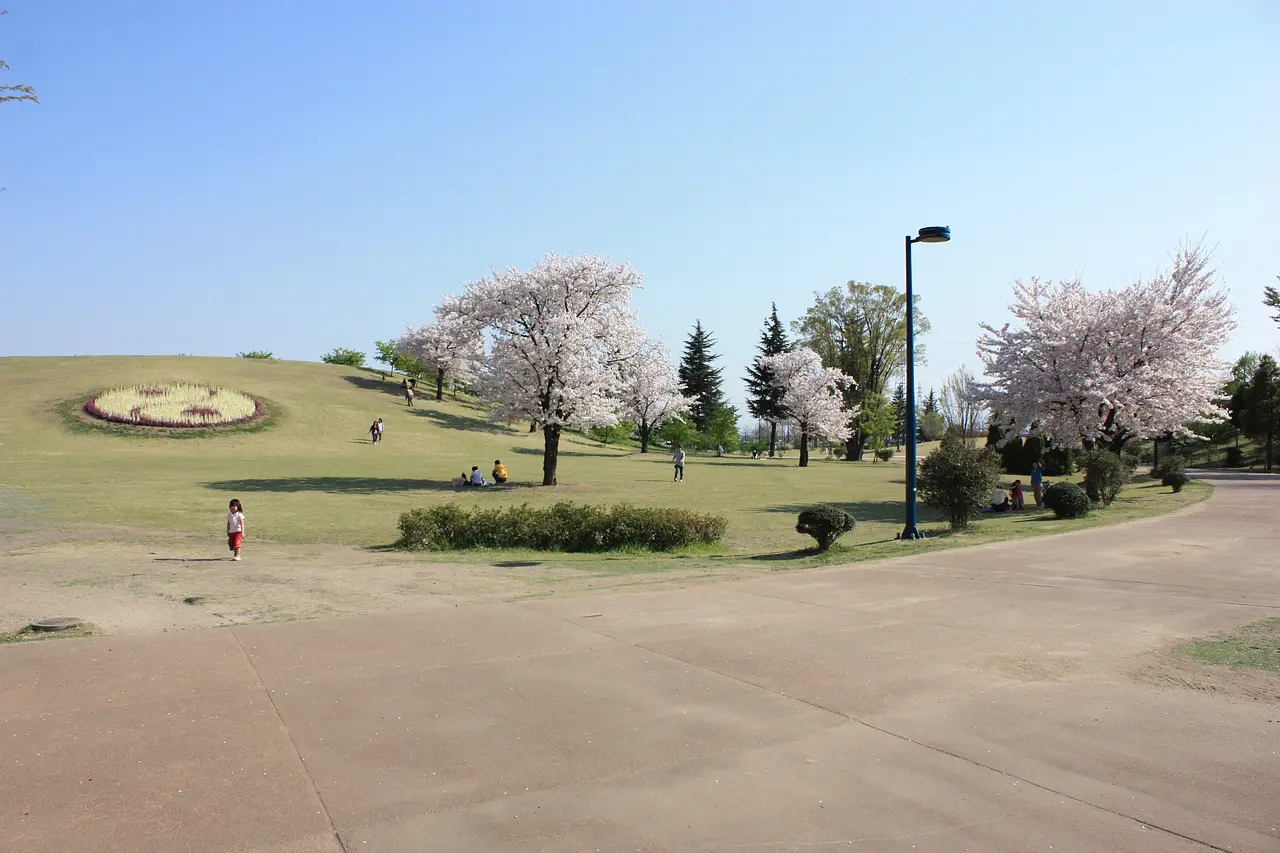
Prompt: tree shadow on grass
<box><xmin>764</xmin><ymin>499</ymin><xmax>935</xmax><ymax>525</ymax></box>
<box><xmin>508</xmin><ymin>445</ymin><xmax>625</xmax><ymax>458</ymax></box>
<box><xmin>204</xmin><ymin>477</ymin><xmax>459</xmax><ymax>495</ymax></box>
<box><xmin>342</xmin><ymin>374</ymin><xmax>404</xmax><ymax>395</ymax></box>
<box><xmin>407</xmin><ymin>408</ymin><xmax>515</xmax><ymax>435</ymax></box>
<box><xmin>749</xmin><ymin>550</ymin><xmax>815</xmax><ymax>562</ymax></box>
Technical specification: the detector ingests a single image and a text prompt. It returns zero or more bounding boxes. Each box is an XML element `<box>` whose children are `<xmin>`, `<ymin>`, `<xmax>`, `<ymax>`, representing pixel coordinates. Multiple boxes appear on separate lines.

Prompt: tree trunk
<box><xmin>542</xmin><ymin>424</ymin><xmax>561</xmax><ymax>486</ymax></box>
<box><xmin>845</xmin><ymin>427</ymin><xmax>864</xmax><ymax>462</ymax></box>
<box><xmin>768</xmin><ymin>421</ymin><xmax>777</xmax><ymax>457</ymax></box>
<box><xmin>529</xmin><ymin>421</ymin><xmax>537</xmax><ymax>433</ymax></box>
<box><xmin>799</xmin><ymin>429</ymin><xmax>809</xmax><ymax>467</ymax></box>
<box><xmin>435</xmin><ymin>368</ymin><xmax>444</xmax><ymax>401</ymax></box>
<box><xmin>639</xmin><ymin>421</ymin><xmax>651</xmax><ymax>453</ymax></box>
<box><xmin>1106</xmin><ymin>433</ymin><xmax>1130</xmax><ymax>453</ymax></box>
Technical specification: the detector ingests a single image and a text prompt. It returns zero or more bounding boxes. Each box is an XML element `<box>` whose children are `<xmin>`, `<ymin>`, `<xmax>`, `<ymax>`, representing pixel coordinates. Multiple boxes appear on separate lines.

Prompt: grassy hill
<box><xmin>0</xmin><ymin>356</ymin><xmax>1207</xmax><ymax>561</ymax></box>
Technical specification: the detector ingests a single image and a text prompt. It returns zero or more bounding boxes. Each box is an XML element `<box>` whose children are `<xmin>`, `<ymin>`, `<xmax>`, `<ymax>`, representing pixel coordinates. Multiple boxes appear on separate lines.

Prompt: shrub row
<box><xmin>396</xmin><ymin>501</ymin><xmax>727</xmax><ymax>552</ymax></box>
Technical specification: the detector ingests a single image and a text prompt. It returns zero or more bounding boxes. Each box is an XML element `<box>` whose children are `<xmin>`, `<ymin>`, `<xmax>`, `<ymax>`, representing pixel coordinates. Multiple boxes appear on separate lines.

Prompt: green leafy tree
<box><xmin>678</xmin><ymin>321</ymin><xmax>726</xmax><ymax>431</ymax></box>
<box><xmin>917</xmin><ymin>434</ymin><xmax>1002</xmax><ymax>530</ymax></box>
<box><xmin>917</xmin><ymin>410</ymin><xmax>944</xmax><ymax>442</ymax></box>
<box><xmin>236</xmin><ymin>351</ymin><xmax>274</xmax><ymax>359</ymax></box>
<box><xmin>703</xmin><ymin>405</ymin><xmax>741</xmax><ymax>453</ymax></box>
<box><xmin>321</xmin><ymin>348</ymin><xmax>366</xmax><ymax>368</ymax></box>
<box><xmin>859</xmin><ymin>394</ymin><xmax>896</xmax><ymax>460</ymax></box>
<box><xmin>793</xmin><ymin>282</ymin><xmax>929</xmax><ymax>461</ymax></box>
<box><xmin>656</xmin><ymin>415</ymin><xmax>697</xmax><ymax>450</ymax></box>
<box><xmin>744</xmin><ymin>304</ymin><xmax>791</xmax><ymax>457</ymax></box>
<box><xmin>375</xmin><ymin>339</ymin><xmax>426</xmax><ymax>378</ymax></box>
<box><xmin>590</xmin><ymin>421</ymin><xmax>634</xmax><ymax>446</ymax></box>
<box><xmin>891</xmin><ymin>383</ymin><xmax>907</xmax><ymax>449</ymax></box>
<box><xmin>1242</xmin><ymin>355</ymin><xmax>1279</xmax><ymax>472</ymax></box>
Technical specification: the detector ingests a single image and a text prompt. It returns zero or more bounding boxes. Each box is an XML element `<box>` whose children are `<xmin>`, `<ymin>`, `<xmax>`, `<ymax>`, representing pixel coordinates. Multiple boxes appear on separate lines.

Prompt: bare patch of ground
<box><xmin>0</xmin><ymin>516</ymin><xmax>749</xmax><ymax>637</ymax></box>
<box><xmin>1130</xmin><ymin>652</ymin><xmax>1280</xmax><ymax>703</ymax></box>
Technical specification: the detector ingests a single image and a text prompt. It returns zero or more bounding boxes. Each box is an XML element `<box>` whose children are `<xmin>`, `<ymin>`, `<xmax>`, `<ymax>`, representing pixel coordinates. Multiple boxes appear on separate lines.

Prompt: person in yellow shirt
<box><xmin>492</xmin><ymin>459</ymin><xmax>508</xmax><ymax>484</ymax></box>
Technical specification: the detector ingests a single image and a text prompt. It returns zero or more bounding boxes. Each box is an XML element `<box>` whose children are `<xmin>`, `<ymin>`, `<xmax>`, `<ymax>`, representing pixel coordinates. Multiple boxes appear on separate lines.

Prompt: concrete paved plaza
<box><xmin>3</xmin><ymin>478</ymin><xmax>1278</xmax><ymax>852</ymax></box>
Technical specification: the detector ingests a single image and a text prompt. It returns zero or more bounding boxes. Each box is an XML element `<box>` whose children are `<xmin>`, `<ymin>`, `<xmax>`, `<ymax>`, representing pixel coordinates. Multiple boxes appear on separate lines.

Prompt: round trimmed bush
<box><xmin>796</xmin><ymin>504</ymin><xmax>856</xmax><ymax>552</ymax></box>
<box><xmin>1162</xmin><ymin>471</ymin><xmax>1189</xmax><ymax>493</ymax></box>
<box><xmin>875</xmin><ymin>447</ymin><xmax>895</xmax><ymax>462</ymax></box>
<box><xmin>1044</xmin><ymin>482</ymin><xmax>1091</xmax><ymax>519</ymax></box>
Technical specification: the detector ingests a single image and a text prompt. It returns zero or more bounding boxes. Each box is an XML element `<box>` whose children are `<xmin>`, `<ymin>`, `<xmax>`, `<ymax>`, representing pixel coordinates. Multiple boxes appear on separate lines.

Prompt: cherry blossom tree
<box><xmin>437</xmin><ymin>253</ymin><xmax>645</xmax><ymax>485</ymax></box>
<box><xmin>396</xmin><ymin>320</ymin><xmax>483</xmax><ymax>401</ymax></box>
<box><xmin>976</xmin><ymin>243</ymin><xmax>1236</xmax><ymax>451</ymax></box>
<box><xmin>760</xmin><ymin>348</ymin><xmax>857</xmax><ymax>467</ymax></box>
<box><xmin>618</xmin><ymin>341</ymin><xmax>690</xmax><ymax>453</ymax></box>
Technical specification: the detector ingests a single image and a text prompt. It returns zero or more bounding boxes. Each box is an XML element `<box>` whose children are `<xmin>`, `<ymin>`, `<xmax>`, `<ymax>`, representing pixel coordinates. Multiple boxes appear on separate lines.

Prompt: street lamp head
<box><xmin>916</xmin><ymin>226</ymin><xmax>951</xmax><ymax>244</ymax></box>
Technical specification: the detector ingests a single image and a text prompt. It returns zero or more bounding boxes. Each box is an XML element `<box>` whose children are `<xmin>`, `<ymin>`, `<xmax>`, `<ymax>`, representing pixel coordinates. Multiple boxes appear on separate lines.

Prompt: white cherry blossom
<box><xmin>760</xmin><ymin>348</ymin><xmax>858</xmax><ymax>467</ymax></box>
<box><xmin>437</xmin><ymin>253</ymin><xmax>645</xmax><ymax>485</ymax></box>
<box><xmin>976</xmin><ymin>243</ymin><xmax>1236</xmax><ymax>449</ymax></box>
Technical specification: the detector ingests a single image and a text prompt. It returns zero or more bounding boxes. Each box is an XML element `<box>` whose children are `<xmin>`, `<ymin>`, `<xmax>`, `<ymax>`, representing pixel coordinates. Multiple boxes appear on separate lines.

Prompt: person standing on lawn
<box><xmin>226</xmin><ymin>499</ymin><xmax>246</xmax><ymax>561</ymax></box>
<box><xmin>1030</xmin><ymin>461</ymin><xmax>1044</xmax><ymax>507</ymax></box>
<box><xmin>673</xmin><ymin>445</ymin><xmax>686</xmax><ymax>482</ymax></box>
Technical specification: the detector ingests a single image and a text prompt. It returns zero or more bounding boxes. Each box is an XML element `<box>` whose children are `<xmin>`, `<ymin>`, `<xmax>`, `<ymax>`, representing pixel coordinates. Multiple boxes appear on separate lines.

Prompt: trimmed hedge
<box><xmin>396</xmin><ymin>501</ymin><xmax>727</xmax><ymax>552</ymax></box>
<box><xmin>1044</xmin><ymin>482</ymin><xmax>1091</xmax><ymax>519</ymax></box>
<box><xmin>795</xmin><ymin>504</ymin><xmax>856</xmax><ymax>551</ymax></box>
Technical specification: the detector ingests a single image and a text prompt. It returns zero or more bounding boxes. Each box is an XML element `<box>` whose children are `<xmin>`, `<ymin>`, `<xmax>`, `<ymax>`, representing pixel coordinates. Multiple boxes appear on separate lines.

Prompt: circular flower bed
<box><xmin>85</xmin><ymin>382</ymin><xmax>263</xmax><ymax>428</ymax></box>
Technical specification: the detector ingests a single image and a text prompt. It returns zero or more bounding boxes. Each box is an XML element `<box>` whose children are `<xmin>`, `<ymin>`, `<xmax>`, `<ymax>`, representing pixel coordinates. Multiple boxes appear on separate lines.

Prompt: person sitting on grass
<box><xmin>469</xmin><ymin>466</ymin><xmax>487</xmax><ymax>486</ymax></box>
<box><xmin>492</xmin><ymin>460</ymin><xmax>508</xmax><ymax>484</ymax></box>
<box><xmin>989</xmin><ymin>485</ymin><xmax>1011</xmax><ymax>513</ymax></box>
<box><xmin>452</xmin><ymin>472</ymin><xmax>469</xmax><ymax>487</ymax></box>
<box><xmin>1010</xmin><ymin>480</ymin><xmax>1026</xmax><ymax>510</ymax></box>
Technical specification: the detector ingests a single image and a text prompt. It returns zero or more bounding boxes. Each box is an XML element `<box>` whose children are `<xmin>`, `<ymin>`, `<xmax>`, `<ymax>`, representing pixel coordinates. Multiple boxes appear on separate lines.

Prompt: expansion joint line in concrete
<box><xmin>522</xmin><ymin>605</ymin><xmax>1234</xmax><ymax>853</ymax></box>
<box><xmin>229</xmin><ymin>628</ymin><xmax>350</xmax><ymax>853</ymax></box>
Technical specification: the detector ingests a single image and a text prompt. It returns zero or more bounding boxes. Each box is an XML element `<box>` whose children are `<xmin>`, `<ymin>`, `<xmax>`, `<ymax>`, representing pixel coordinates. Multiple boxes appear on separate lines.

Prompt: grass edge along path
<box><xmin>1176</xmin><ymin>617</ymin><xmax>1280</xmax><ymax>673</ymax></box>
<box><xmin>408</xmin><ymin>480</ymin><xmax>1214</xmax><ymax>579</ymax></box>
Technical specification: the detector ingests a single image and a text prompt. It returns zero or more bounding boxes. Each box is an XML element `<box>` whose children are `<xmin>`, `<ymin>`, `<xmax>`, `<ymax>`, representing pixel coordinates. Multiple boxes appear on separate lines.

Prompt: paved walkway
<box><xmin>3</xmin><ymin>478</ymin><xmax>1278</xmax><ymax>853</ymax></box>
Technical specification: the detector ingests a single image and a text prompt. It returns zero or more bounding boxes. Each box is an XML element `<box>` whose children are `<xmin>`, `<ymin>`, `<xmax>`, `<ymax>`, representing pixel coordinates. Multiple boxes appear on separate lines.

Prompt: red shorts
<box><xmin>228</xmin><ymin>532</ymin><xmax>244</xmax><ymax>551</ymax></box>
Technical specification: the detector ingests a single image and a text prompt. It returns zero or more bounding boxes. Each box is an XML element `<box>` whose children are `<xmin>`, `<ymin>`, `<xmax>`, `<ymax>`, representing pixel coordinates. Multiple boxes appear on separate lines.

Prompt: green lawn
<box><xmin>0</xmin><ymin>356</ymin><xmax>1210</xmax><ymax>571</ymax></box>
<box><xmin>1177</xmin><ymin>618</ymin><xmax>1280</xmax><ymax>673</ymax></box>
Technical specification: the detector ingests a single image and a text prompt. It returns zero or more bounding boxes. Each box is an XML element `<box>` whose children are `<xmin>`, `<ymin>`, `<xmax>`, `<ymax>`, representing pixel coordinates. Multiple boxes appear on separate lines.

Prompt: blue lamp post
<box><xmin>902</xmin><ymin>225</ymin><xmax>951</xmax><ymax>540</ymax></box>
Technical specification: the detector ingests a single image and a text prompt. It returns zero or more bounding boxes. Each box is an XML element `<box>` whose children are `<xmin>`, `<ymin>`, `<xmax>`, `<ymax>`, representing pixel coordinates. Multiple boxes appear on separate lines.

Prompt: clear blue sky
<box><xmin>3</xmin><ymin>1</ymin><xmax>1278</xmax><ymax>410</ymax></box>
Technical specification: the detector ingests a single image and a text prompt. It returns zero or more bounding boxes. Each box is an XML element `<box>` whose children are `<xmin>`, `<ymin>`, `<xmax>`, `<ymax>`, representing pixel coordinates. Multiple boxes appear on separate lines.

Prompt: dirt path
<box><xmin>0</xmin><ymin>514</ymin><xmax>746</xmax><ymax>636</ymax></box>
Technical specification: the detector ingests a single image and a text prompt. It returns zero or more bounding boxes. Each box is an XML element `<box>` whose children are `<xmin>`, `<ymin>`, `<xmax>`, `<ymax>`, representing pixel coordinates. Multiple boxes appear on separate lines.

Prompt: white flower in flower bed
<box><xmin>86</xmin><ymin>382</ymin><xmax>262</xmax><ymax>427</ymax></box>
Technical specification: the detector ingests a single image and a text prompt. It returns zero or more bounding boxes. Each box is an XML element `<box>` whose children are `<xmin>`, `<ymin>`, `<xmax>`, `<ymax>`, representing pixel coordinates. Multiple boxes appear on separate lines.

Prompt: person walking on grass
<box><xmin>404</xmin><ymin>382</ymin><xmax>415</xmax><ymax>407</ymax></box>
<box><xmin>226</xmin><ymin>499</ymin><xmax>246</xmax><ymax>561</ymax></box>
<box><xmin>673</xmin><ymin>445</ymin><xmax>686</xmax><ymax>482</ymax></box>
<box><xmin>369</xmin><ymin>420</ymin><xmax>380</xmax><ymax>444</ymax></box>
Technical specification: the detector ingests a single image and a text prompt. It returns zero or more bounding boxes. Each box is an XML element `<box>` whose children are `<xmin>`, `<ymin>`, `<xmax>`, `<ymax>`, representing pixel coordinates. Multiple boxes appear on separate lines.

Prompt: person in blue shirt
<box><xmin>1030</xmin><ymin>461</ymin><xmax>1045</xmax><ymax>507</ymax></box>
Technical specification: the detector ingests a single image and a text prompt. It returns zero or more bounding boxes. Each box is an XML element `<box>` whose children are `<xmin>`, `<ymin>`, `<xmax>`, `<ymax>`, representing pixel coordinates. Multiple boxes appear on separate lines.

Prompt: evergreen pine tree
<box><xmin>744</xmin><ymin>304</ymin><xmax>791</xmax><ymax>456</ymax></box>
<box><xmin>891</xmin><ymin>383</ymin><xmax>906</xmax><ymax>450</ymax></box>
<box><xmin>923</xmin><ymin>387</ymin><xmax>939</xmax><ymax>414</ymax></box>
<box><xmin>678</xmin><ymin>320</ymin><xmax>726</xmax><ymax>431</ymax></box>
